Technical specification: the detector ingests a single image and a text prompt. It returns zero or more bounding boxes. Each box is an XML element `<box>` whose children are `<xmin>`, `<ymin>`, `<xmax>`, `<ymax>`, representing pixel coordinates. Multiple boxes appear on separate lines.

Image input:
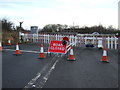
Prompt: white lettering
<box><xmin>53</xmin><ymin>43</ymin><xmax>63</xmax><ymax>46</ymax></box>
<box><xmin>62</xmin><ymin>47</ymin><xmax>65</xmax><ymax>51</ymax></box>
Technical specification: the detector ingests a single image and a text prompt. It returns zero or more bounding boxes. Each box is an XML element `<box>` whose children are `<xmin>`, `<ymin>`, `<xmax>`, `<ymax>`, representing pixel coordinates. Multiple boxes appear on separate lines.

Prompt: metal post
<box><xmin>92</xmin><ymin>36</ymin><xmax>95</xmax><ymax>44</ymax></box>
<box><xmin>75</xmin><ymin>36</ymin><xmax>77</xmax><ymax>46</ymax></box>
<box><xmin>107</xmin><ymin>36</ymin><xmax>110</xmax><ymax>49</ymax></box>
<box><xmin>111</xmin><ymin>37</ymin><xmax>113</xmax><ymax>49</ymax></box>
<box><xmin>115</xmin><ymin>37</ymin><xmax>117</xmax><ymax>49</ymax></box>
<box><xmin>85</xmin><ymin>36</ymin><xmax>87</xmax><ymax>45</ymax></box>
<box><xmin>56</xmin><ymin>34</ymin><xmax>57</xmax><ymax>40</ymax></box>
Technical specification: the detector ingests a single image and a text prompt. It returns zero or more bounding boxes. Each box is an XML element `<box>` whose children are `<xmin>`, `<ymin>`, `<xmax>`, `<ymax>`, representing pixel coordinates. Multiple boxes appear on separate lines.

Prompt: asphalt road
<box><xmin>44</xmin><ymin>47</ymin><xmax>118</xmax><ymax>88</ymax></box>
<box><xmin>2</xmin><ymin>43</ymin><xmax>118</xmax><ymax>89</ymax></box>
<box><xmin>2</xmin><ymin>43</ymin><xmax>56</xmax><ymax>88</ymax></box>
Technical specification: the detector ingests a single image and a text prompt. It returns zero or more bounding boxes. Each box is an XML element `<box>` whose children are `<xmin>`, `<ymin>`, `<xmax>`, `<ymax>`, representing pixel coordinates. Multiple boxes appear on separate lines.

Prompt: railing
<box><xmin>22</xmin><ymin>34</ymin><xmax>118</xmax><ymax>49</ymax></box>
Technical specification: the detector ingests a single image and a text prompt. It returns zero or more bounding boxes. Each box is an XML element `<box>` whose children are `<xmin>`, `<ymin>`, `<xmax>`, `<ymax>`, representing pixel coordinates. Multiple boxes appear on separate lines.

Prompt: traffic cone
<box><xmin>101</xmin><ymin>47</ymin><xmax>109</xmax><ymax>63</ymax></box>
<box><xmin>38</xmin><ymin>44</ymin><xmax>45</xmax><ymax>59</ymax></box>
<box><xmin>8</xmin><ymin>39</ymin><xmax>11</xmax><ymax>45</ymax></box>
<box><xmin>13</xmin><ymin>42</ymin><xmax>21</xmax><ymax>55</ymax></box>
<box><xmin>67</xmin><ymin>45</ymin><xmax>76</xmax><ymax>61</ymax></box>
<box><xmin>0</xmin><ymin>41</ymin><xmax>2</xmax><ymax>51</ymax></box>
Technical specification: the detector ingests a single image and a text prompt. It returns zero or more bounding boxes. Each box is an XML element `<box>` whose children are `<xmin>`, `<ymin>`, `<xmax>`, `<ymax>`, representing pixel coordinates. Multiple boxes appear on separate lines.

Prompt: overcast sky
<box><xmin>0</xmin><ymin>0</ymin><xmax>119</xmax><ymax>30</ymax></box>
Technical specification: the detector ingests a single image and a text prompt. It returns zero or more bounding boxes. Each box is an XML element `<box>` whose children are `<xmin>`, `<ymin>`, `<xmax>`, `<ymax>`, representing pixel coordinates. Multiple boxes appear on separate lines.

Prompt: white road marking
<box><xmin>24</xmin><ymin>73</ymin><xmax>41</xmax><ymax>88</ymax></box>
<box><xmin>23</xmin><ymin>54</ymin><xmax>60</xmax><ymax>89</ymax></box>
<box><xmin>39</xmin><ymin>57</ymin><xmax>60</xmax><ymax>88</ymax></box>
<box><xmin>3</xmin><ymin>49</ymin><xmax>50</xmax><ymax>54</ymax></box>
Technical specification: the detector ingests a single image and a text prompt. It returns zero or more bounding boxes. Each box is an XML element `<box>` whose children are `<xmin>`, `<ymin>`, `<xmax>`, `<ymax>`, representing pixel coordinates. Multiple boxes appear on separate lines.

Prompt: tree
<box><xmin>107</xmin><ymin>25</ymin><xmax>115</xmax><ymax>31</ymax></box>
<box><xmin>16</xmin><ymin>26</ymin><xmax>24</xmax><ymax>31</ymax></box>
<box><xmin>42</xmin><ymin>24</ymin><xmax>65</xmax><ymax>32</ymax></box>
<box><xmin>1</xmin><ymin>18</ymin><xmax>14</xmax><ymax>31</ymax></box>
<box><xmin>42</xmin><ymin>24</ymin><xmax>52</xmax><ymax>32</ymax></box>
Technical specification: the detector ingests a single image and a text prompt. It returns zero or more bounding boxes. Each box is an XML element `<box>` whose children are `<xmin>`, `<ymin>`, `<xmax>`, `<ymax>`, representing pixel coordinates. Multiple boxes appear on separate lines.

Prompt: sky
<box><xmin>0</xmin><ymin>0</ymin><xmax>119</xmax><ymax>30</ymax></box>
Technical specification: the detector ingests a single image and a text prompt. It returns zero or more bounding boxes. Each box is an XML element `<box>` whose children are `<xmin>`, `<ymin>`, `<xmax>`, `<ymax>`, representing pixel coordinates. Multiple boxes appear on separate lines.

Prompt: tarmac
<box><xmin>2</xmin><ymin>43</ymin><xmax>118</xmax><ymax>89</ymax></box>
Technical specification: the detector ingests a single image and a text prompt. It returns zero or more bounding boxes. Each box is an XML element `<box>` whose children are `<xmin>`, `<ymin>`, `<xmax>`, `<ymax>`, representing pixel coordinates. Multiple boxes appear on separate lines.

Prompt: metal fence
<box><xmin>21</xmin><ymin>34</ymin><xmax>118</xmax><ymax>49</ymax></box>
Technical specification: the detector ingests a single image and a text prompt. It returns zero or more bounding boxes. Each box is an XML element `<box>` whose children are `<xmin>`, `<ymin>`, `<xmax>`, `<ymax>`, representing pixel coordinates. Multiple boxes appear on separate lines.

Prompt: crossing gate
<box><xmin>21</xmin><ymin>33</ymin><xmax>119</xmax><ymax>49</ymax></box>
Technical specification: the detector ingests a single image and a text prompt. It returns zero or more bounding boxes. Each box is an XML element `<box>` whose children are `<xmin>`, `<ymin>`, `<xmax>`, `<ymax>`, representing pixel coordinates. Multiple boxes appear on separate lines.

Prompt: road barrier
<box><xmin>66</xmin><ymin>42</ymin><xmax>75</xmax><ymax>54</ymax></box>
<box><xmin>21</xmin><ymin>34</ymin><xmax>118</xmax><ymax>49</ymax></box>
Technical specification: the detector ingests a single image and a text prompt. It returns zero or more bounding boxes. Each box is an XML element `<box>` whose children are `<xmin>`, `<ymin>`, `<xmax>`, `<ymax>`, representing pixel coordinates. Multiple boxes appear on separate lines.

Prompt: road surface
<box><xmin>2</xmin><ymin>43</ymin><xmax>118</xmax><ymax>89</ymax></box>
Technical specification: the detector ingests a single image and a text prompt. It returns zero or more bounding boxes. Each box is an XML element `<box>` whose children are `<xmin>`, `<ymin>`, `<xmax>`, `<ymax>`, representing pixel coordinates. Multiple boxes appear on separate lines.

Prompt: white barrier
<box><xmin>22</xmin><ymin>34</ymin><xmax>118</xmax><ymax>49</ymax></box>
<box><xmin>66</xmin><ymin>42</ymin><xmax>75</xmax><ymax>54</ymax></box>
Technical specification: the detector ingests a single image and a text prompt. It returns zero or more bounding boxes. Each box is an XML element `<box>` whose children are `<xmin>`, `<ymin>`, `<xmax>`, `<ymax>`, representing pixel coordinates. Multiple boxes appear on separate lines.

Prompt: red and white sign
<box><xmin>48</xmin><ymin>40</ymin><xmax>66</xmax><ymax>53</ymax></box>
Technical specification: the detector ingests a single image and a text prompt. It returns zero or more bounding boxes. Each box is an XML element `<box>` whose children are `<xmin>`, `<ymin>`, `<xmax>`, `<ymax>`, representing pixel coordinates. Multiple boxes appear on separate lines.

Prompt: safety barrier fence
<box><xmin>21</xmin><ymin>34</ymin><xmax>118</xmax><ymax>49</ymax></box>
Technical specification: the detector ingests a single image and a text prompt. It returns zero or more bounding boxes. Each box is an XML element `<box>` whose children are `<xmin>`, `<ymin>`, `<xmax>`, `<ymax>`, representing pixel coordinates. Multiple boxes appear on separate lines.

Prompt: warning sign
<box><xmin>48</xmin><ymin>40</ymin><xmax>66</xmax><ymax>53</ymax></box>
<box><xmin>63</xmin><ymin>37</ymin><xmax>69</xmax><ymax>41</ymax></box>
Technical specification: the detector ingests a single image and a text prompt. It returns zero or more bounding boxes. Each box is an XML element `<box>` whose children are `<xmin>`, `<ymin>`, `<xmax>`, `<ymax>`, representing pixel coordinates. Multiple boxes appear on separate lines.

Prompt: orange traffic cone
<box><xmin>101</xmin><ymin>47</ymin><xmax>109</xmax><ymax>63</ymax></box>
<box><xmin>14</xmin><ymin>42</ymin><xmax>21</xmax><ymax>55</ymax></box>
<box><xmin>8</xmin><ymin>39</ymin><xmax>11</xmax><ymax>45</ymax></box>
<box><xmin>0</xmin><ymin>41</ymin><xmax>2</xmax><ymax>51</ymax></box>
<box><xmin>67</xmin><ymin>45</ymin><xmax>76</xmax><ymax>61</ymax></box>
<box><xmin>38</xmin><ymin>44</ymin><xmax>45</xmax><ymax>59</ymax></box>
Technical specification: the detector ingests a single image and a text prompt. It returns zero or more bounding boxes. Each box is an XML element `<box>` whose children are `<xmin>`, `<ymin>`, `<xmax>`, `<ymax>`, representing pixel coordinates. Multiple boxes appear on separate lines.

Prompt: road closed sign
<box><xmin>48</xmin><ymin>40</ymin><xmax>66</xmax><ymax>53</ymax></box>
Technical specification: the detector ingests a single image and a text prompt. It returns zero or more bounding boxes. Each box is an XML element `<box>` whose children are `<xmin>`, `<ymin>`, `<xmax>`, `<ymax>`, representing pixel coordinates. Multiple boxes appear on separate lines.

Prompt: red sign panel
<box><xmin>63</xmin><ymin>37</ymin><xmax>69</xmax><ymax>41</ymax></box>
<box><xmin>48</xmin><ymin>40</ymin><xmax>66</xmax><ymax>53</ymax></box>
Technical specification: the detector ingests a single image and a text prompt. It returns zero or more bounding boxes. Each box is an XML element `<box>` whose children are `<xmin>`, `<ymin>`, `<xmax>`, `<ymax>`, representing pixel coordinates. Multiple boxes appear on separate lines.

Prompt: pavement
<box><xmin>2</xmin><ymin>43</ymin><xmax>118</xmax><ymax>89</ymax></box>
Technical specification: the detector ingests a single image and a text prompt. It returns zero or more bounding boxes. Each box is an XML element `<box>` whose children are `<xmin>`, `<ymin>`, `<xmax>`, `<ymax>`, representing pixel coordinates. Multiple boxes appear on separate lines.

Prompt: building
<box><xmin>118</xmin><ymin>1</ymin><xmax>120</xmax><ymax>30</ymax></box>
<box><xmin>30</xmin><ymin>26</ymin><xmax>38</xmax><ymax>34</ymax></box>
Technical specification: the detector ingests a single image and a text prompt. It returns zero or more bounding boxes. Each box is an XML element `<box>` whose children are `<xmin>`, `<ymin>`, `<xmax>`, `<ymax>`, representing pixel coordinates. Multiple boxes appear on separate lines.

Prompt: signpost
<box><xmin>62</xmin><ymin>37</ymin><xmax>69</xmax><ymax>45</ymax></box>
<box><xmin>48</xmin><ymin>40</ymin><xmax>67</xmax><ymax>54</ymax></box>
